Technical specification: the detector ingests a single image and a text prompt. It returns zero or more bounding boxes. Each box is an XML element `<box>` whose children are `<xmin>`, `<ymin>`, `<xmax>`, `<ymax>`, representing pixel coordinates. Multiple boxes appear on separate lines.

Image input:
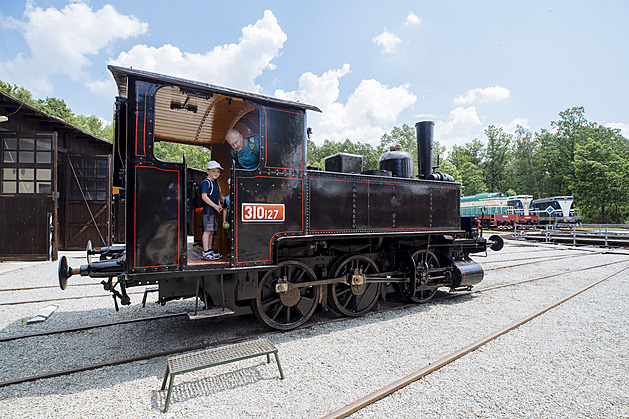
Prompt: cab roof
<box><xmin>108</xmin><ymin>65</ymin><xmax>321</xmax><ymax>147</ymax></box>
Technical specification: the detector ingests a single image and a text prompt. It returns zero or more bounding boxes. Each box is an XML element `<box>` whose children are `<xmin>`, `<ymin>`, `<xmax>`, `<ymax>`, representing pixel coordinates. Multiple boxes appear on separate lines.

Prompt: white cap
<box><xmin>206</xmin><ymin>161</ymin><xmax>223</xmax><ymax>170</ymax></box>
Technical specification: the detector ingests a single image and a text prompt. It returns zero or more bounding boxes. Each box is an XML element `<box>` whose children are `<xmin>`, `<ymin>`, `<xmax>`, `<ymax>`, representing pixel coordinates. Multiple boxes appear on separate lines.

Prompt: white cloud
<box><xmin>276</xmin><ymin>65</ymin><xmax>417</xmax><ymax>145</ymax></box>
<box><xmin>372</xmin><ymin>29</ymin><xmax>401</xmax><ymax>54</ymax></box>
<box><xmin>605</xmin><ymin>122</ymin><xmax>629</xmax><ymax>138</ymax></box>
<box><xmin>275</xmin><ymin>64</ymin><xmax>351</xmax><ymax>107</ymax></box>
<box><xmin>435</xmin><ymin>106</ymin><xmax>484</xmax><ymax>149</ymax></box>
<box><xmin>0</xmin><ymin>1</ymin><xmax>147</xmax><ymax>94</ymax></box>
<box><xmin>86</xmin><ymin>77</ymin><xmax>117</xmax><ymax>100</ymax></box>
<box><xmin>498</xmin><ymin>118</ymin><xmax>530</xmax><ymax>135</ymax></box>
<box><xmin>453</xmin><ymin>86</ymin><xmax>511</xmax><ymax>105</ymax></box>
<box><xmin>109</xmin><ymin>10</ymin><xmax>286</xmax><ymax>93</ymax></box>
<box><xmin>405</xmin><ymin>12</ymin><xmax>422</xmax><ymax>25</ymax></box>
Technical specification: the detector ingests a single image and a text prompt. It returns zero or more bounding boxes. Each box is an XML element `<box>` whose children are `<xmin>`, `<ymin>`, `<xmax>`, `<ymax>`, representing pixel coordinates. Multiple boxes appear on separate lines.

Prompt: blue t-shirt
<box><xmin>201</xmin><ymin>178</ymin><xmax>219</xmax><ymax>214</ymax></box>
<box><xmin>231</xmin><ymin>136</ymin><xmax>259</xmax><ymax>170</ymax></box>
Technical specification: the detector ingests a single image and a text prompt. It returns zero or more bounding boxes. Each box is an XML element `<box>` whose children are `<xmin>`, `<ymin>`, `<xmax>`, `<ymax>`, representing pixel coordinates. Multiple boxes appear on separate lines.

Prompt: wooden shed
<box><xmin>0</xmin><ymin>90</ymin><xmax>113</xmax><ymax>260</ymax></box>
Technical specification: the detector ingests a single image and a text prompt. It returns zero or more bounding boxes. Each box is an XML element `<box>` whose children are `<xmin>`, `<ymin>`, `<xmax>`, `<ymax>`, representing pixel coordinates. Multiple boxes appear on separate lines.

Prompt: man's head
<box><xmin>225</xmin><ymin>129</ymin><xmax>245</xmax><ymax>151</ymax></box>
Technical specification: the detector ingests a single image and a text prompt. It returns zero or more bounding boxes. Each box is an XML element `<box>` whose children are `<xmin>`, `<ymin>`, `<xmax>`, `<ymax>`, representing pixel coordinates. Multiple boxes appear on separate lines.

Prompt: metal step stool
<box><xmin>160</xmin><ymin>338</ymin><xmax>284</xmax><ymax>412</ymax></box>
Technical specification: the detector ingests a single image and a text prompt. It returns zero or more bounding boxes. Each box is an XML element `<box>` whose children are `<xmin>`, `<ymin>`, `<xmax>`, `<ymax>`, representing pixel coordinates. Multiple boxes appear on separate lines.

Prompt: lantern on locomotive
<box><xmin>58</xmin><ymin>66</ymin><xmax>503</xmax><ymax>330</ymax></box>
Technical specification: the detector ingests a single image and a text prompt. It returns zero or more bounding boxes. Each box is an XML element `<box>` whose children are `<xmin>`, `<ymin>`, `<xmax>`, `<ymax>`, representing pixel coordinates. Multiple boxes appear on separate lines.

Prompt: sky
<box><xmin>1</xmin><ymin>0</ymin><xmax>627</xmax><ymax>149</ymax></box>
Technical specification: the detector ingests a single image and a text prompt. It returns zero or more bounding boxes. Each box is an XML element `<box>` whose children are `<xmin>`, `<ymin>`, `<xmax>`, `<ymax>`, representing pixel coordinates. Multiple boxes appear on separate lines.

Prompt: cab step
<box><xmin>187</xmin><ymin>306</ymin><xmax>235</xmax><ymax>320</ymax></box>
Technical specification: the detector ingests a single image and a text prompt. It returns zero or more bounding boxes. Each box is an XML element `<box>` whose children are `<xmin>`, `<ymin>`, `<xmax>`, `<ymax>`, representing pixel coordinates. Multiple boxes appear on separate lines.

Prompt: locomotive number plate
<box><xmin>242</xmin><ymin>203</ymin><xmax>285</xmax><ymax>224</ymax></box>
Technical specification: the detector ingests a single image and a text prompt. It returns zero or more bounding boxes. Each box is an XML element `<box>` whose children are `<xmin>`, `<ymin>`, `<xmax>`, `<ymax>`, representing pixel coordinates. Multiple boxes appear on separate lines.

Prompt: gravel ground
<box><xmin>0</xmin><ymin>240</ymin><xmax>628</xmax><ymax>418</ymax></box>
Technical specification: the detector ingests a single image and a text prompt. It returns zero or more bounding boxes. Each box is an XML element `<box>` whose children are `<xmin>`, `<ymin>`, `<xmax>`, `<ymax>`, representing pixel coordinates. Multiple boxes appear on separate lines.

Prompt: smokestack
<box><xmin>415</xmin><ymin>121</ymin><xmax>434</xmax><ymax>179</ymax></box>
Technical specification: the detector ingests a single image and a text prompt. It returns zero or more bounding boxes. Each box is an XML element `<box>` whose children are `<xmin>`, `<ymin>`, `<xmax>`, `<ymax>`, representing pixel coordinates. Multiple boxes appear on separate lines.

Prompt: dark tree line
<box><xmin>2</xmin><ymin>82</ymin><xmax>626</xmax><ymax>222</ymax></box>
<box><xmin>446</xmin><ymin>107</ymin><xmax>629</xmax><ymax>223</ymax></box>
<box><xmin>308</xmin><ymin>108</ymin><xmax>628</xmax><ymax>223</ymax></box>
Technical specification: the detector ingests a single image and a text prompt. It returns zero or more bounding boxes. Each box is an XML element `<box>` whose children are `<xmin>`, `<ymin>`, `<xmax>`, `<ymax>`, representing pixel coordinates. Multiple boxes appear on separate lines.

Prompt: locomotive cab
<box><xmin>108</xmin><ymin>66</ymin><xmax>320</xmax><ymax>273</ymax></box>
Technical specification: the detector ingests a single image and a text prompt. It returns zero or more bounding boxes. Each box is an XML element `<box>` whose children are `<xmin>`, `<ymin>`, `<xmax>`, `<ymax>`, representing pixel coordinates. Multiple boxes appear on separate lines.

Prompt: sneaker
<box><xmin>202</xmin><ymin>250</ymin><xmax>221</xmax><ymax>261</ymax></box>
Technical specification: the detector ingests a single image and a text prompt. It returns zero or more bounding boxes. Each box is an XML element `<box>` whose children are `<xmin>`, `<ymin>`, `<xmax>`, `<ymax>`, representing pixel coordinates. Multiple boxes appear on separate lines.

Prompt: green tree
<box><xmin>483</xmin><ymin>125</ymin><xmax>511</xmax><ymax>192</ymax></box>
<box><xmin>572</xmin><ymin>126</ymin><xmax>629</xmax><ymax>223</ymax></box>
<box><xmin>508</xmin><ymin>126</ymin><xmax>541</xmax><ymax>198</ymax></box>
<box><xmin>75</xmin><ymin>114</ymin><xmax>113</xmax><ymax>142</ymax></box>
<box><xmin>459</xmin><ymin>162</ymin><xmax>487</xmax><ymax>196</ymax></box>
<box><xmin>448</xmin><ymin>138</ymin><xmax>484</xmax><ymax>167</ymax></box>
<box><xmin>37</xmin><ymin>97</ymin><xmax>76</xmax><ymax>123</ymax></box>
<box><xmin>154</xmin><ymin>142</ymin><xmax>212</xmax><ymax>170</ymax></box>
<box><xmin>537</xmin><ymin>107</ymin><xmax>593</xmax><ymax>197</ymax></box>
<box><xmin>0</xmin><ymin>81</ymin><xmax>37</xmax><ymax>105</ymax></box>
<box><xmin>306</xmin><ymin>138</ymin><xmax>380</xmax><ymax>171</ymax></box>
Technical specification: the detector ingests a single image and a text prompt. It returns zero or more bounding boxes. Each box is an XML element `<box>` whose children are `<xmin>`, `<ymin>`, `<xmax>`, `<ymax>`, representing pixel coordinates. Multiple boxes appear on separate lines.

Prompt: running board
<box><xmin>187</xmin><ymin>307</ymin><xmax>235</xmax><ymax>320</ymax></box>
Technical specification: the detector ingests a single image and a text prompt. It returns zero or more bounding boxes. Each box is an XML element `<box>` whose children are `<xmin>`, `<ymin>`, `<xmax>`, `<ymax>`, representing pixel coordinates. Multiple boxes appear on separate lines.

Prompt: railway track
<box><xmin>0</xmin><ymin>282</ymin><xmax>100</xmax><ymax>292</ymax></box>
<box><xmin>2</xmin><ymin>257</ymin><xmax>627</xmax><ymax>389</ymax></box>
<box><xmin>2</xmin><ymin>255</ymin><xmax>625</xmax><ymax>343</ymax></box>
<box><xmin>0</xmin><ymin>289</ymin><xmax>147</xmax><ymax>306</ymax></box>
<box><xmin>0</xmin><ymin>250</ymin><xmax>605</xmax><ymax>307</ymax></box>
<box><xmin>482</xmin><ymin>250</ymin><xmax>607</xmax><ymax>271</ymax></box>
<box><xmin>322</xmin><ymin>264</ymin><xmax>629</xmax><ymax>418</ymax></box>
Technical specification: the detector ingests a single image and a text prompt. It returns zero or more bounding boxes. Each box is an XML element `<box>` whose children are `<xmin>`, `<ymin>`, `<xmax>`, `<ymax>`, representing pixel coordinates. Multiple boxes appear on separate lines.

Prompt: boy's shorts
<box><xmin>202</xmin><ymin>213</ymin><xmax>218</xmax><ymax>232</ymax></box>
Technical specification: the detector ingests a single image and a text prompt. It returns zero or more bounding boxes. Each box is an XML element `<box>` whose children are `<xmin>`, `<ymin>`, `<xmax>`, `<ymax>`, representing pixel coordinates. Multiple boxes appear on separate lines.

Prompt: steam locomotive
<box><xmin>58</xmin><ymin>66</ymin><xmax>503</xmax><ymax>330</ymax></box>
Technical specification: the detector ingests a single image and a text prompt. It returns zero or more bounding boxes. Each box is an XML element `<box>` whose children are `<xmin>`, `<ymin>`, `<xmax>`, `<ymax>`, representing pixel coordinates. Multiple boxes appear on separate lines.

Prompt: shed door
<box><xmin>63</xmin><ymin>154</ymin><xmax>111</xmax><ymax>249</ymax></box>
<box><xmin>0</xmin><ymin>132</ymin><xmax>57</xmax><ymax>260</ymax></box>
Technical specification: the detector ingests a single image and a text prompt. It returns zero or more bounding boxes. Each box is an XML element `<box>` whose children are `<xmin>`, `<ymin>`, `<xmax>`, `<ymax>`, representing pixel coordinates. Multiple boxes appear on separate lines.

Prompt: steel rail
<box><xmin>0</xmin><ymin>282</ymin><xmax>102</xmax><ymax>292</ymax></box>
<box><xmin>0</xmin><ymin>312</ymin><xmax>187</xmax><ymax>343</ymax></box>
<box><xmin>0</xmin><ymin>290</ymin><xmax>146</xmax><ymax>306</ymax></box>
<box><xmin>2</xmin><ymin>257</ymin><xmax>627</xmax><ymax>343</ymax></box>
<box><xmin>2</xmin><ymin>259</ymin><xmax>627</xmax><ymax>389</ymax></box>
<box><xmin>321</xmin><ymin>265</ymin><xmax>629</xmax><ymax>419</ymax></box>
<box><xmin>480</xmin><ymin>250</ymin><xmax>600</xmax><ymax>264</ymax></box>
<box><xmin>483</xmin><ymin>251</ymin><xmax>606</xmax><ymax>271</ymax></box>
<box><xmin>0</xmin><ymin>329</ymin><xmax>277</xmax><ymax>389</ymax></box>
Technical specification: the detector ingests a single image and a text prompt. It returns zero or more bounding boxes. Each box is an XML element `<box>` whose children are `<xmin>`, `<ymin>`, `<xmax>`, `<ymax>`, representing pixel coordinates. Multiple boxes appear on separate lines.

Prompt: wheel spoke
<box><xmin>284</xmin><ymin>306</ymin><xmax>291</xmax><ymax>324</ymax></box>
<box><xmin>261</xmin><ymin>296</ymin><xmax>281</xmax><ymax>311</ymax></box>
<box><xmin>328</xmin><ymin>255</ymin><xmax>381</xmax><ymax>317</ymax></box>
<box><xmin>336</xmin><ymin>287</ymin><xmax>352</xmax><ymax>298</ymax></box>
<box><xmin>399</xmin><ymin>249</ymin><xmax>441</xmax><ymax>303</ymax></box>
<box><xmin>253</xmin><ymin>260</ymin><xmax>320</xmax><ymax>330</ymax></box>
<box><xmin>270</xmin><ymin>303</ymin><xmax>283</xmax><ymax>321</ymax></box>
<box><xmin>341</xmin><ymin>294</ymin><xmax>354</xmax><ymax>309</ymax></box>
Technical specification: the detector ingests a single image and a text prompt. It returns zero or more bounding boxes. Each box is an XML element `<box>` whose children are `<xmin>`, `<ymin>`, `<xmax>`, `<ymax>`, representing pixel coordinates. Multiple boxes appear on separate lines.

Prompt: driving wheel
<box><xmin>253</xmin><ymin>260</ymin><xmax>320</xmax><ymax>330</ymax></box>
<box><xmin>328</xmin><ymin>254</ymin><xmax>382</xmax><ymax>317</ymax></box>
<box><xmin>398</xmin><ymin>249</ymin><xmax>440</xmax><ymax>303</ymax></box>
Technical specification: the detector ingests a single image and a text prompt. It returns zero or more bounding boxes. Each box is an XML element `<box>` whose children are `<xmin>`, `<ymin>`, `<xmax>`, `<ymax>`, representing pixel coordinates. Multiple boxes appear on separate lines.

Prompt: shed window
<box><xmin>2</xmin><ymin>182</ymin><xmax>16</xmax><ymax>193</ymax></box>
<box><xmin>68</xmin><ymin>157</ymin><xmax>108</xmax><ymax>201</ymax></box>
<box><xmin>3</xmin><ymin>168</ymin><xmax>17</xmax><ymax>180</ymax></box>
<box><xmin>0</xmin><ymin>135</ymin><xmax>53</xmax><ymax>195</ymax></box>
<box><xmin>3</xmin><ymin>151</ymin><xmax>17</xmax><ymax>163</ymax></box>
<box><xmin>3</xmin><ymin>138</ymin><xmax>17</xmax><ymax>150</ymax></box>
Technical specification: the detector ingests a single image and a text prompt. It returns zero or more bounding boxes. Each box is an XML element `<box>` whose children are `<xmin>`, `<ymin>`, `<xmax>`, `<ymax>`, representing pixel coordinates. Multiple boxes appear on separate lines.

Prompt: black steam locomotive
<box><xmin>58</xmin><ymin>66</ymin><xmax>502</xmax><ymax>330</ymax></box>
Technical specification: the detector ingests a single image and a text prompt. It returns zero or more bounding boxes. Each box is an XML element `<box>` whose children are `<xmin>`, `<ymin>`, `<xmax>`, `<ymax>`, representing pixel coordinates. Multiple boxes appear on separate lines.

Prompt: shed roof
<box><xmin>0</xmin><ymin>90</ymin><xmax>111</xmax><ymax>147</ymax></box>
